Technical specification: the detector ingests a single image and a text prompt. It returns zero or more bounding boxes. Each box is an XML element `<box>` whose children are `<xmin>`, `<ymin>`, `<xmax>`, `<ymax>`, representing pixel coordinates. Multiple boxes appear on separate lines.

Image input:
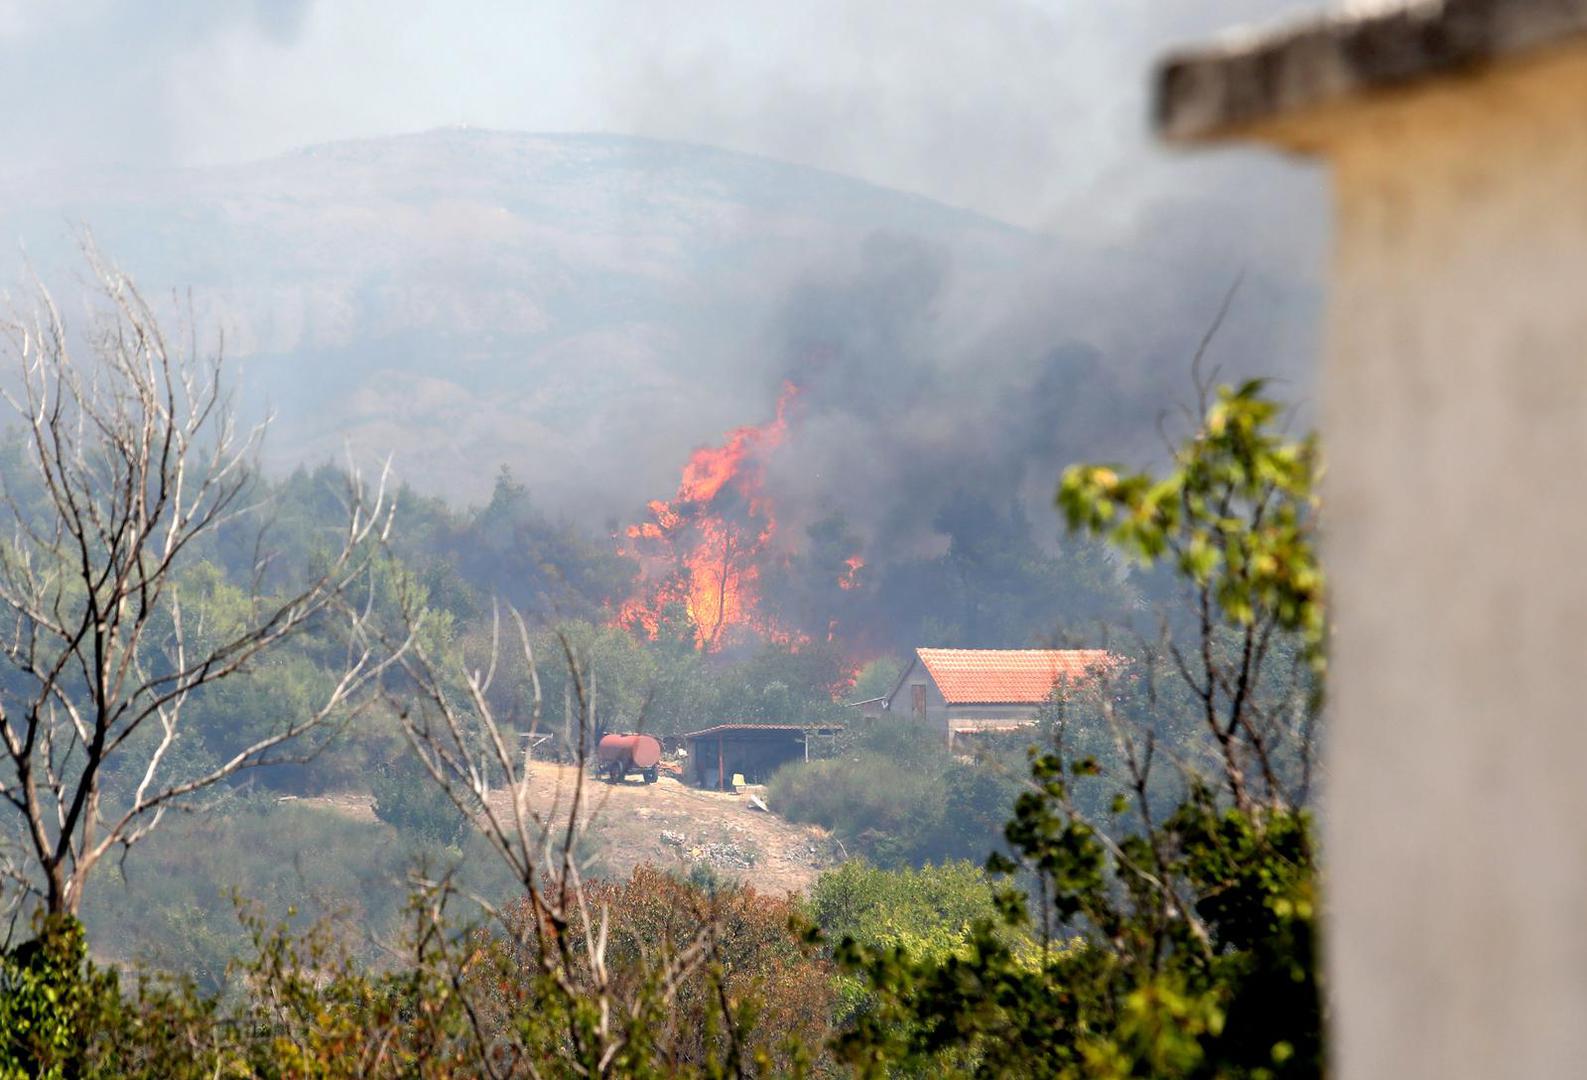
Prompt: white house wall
<box><xmin>884</xmin><ymin>657</ymin><xmax>1046</xmax><ymax>745</ymax></box>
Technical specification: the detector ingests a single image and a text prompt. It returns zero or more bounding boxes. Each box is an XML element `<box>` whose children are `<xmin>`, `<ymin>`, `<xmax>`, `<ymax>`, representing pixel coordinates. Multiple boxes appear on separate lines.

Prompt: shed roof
<box><xmin>1155</xmin><ymin>0</ymin><xmax>1587</xmax><ymax>143</ymax></box>
<box><xmin>911</xmin><ymin>648</ymin><xmax>1113</xmax><ymax>706</ymax></box>
<box><xmin>683</xmin><ymin>723</ymin><xmax>842</xmax><ymax>739</ymax></box>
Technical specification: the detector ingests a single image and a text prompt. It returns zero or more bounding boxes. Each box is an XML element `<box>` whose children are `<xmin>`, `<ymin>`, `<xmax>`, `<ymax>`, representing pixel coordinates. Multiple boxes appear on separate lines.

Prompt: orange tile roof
<box><xmin>915</xmin><ymin>648</ymin><xmax>1114</xmax><ymax>705</ymax></box>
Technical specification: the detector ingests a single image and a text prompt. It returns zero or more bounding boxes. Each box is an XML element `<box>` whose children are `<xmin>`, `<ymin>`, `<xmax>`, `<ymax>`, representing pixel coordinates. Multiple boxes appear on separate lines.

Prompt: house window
<box><xmin>911</xmin><ymin>684</ymin><xmax>926</xmax><ymax>720</ymax></box>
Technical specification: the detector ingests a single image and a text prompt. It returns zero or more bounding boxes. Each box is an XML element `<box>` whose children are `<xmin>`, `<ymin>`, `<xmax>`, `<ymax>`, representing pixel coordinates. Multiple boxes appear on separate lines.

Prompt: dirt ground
<box><xmin>301</xmin><ymin>760</ymin><xmax>840</xmax><ymax>896</ymax></box>
<box><xmin>490</xmin><ymin>761</ymin><xmax>840</xmax><ymax>896</ymax></box>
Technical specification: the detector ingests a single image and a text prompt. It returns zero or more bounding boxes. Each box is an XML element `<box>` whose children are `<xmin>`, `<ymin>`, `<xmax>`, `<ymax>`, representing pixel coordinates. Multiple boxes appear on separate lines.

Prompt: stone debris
<box><xmin>662</xmin><ymin>829</ymin><xmax>759</xmax><ymax>869</ymax></box>
<box><xmin>697</xmin><ymin>839</ymin><xmax>758</xmax><ymax>869</ymax></box>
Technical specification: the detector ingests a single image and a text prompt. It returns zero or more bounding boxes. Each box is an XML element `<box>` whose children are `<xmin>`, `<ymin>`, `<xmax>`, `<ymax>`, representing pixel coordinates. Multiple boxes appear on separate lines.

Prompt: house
<box><xmin>882</xmin><ymin>648</ymin><xmax>1113</xmax><ymax>749</ymax></box>
<box><xmin>683</xmin><ymin>723</ymin><xmax>842</xmax><ymax>790</ymax></box>
<box><xmin>1156</xmin><ymin>2</ymin><xmax>1587</xmax><ymax>1076</ymax></box>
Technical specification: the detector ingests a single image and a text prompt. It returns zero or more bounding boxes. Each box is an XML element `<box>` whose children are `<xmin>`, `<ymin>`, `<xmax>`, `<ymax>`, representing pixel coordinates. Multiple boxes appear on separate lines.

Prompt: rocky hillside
<box><xmin>0</xmin><ymin>129</ymin><xmax>1318</xmax><ymax>523</ymax></box>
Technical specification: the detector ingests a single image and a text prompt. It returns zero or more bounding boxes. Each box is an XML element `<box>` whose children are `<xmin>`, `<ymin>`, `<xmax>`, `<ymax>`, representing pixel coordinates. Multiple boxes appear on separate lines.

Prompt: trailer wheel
<box><xmin>607</xmin><ymin>762</ymin><xmax>624</xmax><ymax>784</ymax></box>
<box><xmin>643</xmin><ymin>767</ymin><xmax>658</xmax><ymax>785</ymax></box>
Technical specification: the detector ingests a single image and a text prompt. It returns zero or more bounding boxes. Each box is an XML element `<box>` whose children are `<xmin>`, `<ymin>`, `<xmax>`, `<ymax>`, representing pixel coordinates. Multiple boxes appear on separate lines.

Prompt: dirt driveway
<box><xmin>301</xmin><ymin>760</ymin><xmax>841</xmax><ymax>897</ymax></box>
<box><xmin>484</xmin><ymin>761</ymin><xmax>840</xmax><ymax>896</ymax></box>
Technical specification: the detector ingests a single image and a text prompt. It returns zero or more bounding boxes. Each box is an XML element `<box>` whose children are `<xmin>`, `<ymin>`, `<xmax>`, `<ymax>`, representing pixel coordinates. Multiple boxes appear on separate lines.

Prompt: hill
<box><xmin>0</xmin><ymin>131</ymin><xmax>1020</xmax><ymax>504</ymax></box>
<box><xmin>0</xmin><ymin>129</ymin><xmax>1319</xmax><ymax>529</ymax></box>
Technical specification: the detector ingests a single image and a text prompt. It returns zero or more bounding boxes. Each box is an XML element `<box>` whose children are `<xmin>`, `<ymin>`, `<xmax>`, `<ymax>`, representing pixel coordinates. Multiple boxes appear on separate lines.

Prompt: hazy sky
<box><xmin>0</xmin><ymin>0</ymin><xmax>1318</xmax><ymax>230</ymax></box>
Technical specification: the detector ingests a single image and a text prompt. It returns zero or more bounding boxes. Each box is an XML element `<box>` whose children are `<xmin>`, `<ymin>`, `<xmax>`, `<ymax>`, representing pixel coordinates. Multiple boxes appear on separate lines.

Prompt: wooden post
<box><xmin>718</xmin><ymin>734</ymin><xmax>725</xmax><ymax>791</ymax></box>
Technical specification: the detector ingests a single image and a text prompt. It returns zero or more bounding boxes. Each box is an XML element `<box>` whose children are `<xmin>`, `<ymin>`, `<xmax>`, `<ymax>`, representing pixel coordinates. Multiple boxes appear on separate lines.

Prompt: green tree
<box><xmin>761</xmin><ymin>511</ymin><xmax>869</xmax><ymax>646</ymax></box>
<box><xmin>834</xmin><ymin>381</ymin><xmax>1325</xmax><ymax>1078</ymax></box>
<box><xmin>371</xmin><ymin>753</ymin><xmax>468</xmax><ymax>846</ymax></box>
<box><xmin>0</xmin><ymin>917</ymin><xmax>114</xmax><ymax>1080</ymax></box>
<box><xmin>875</xmin><ymin>494</ymin><xmax>1136</xmax><ymax>649</ymax></box>
<box><xmin>456</xmin><ymin>466</ymin><xmax>636</xmax><ymax>623</ymax></box>
<box><xmin>771</xmin><ymin>717</ymin><xmax>1022</xmax><ymax>868</ymax></box>
<box><xmin>0</xmin><ymin>255</ymin><xmax>398</xmax><ymax>922</ymax></box>
<box><xmin>712</xmin><ymin>639</ymin><xmax>852</xmax><ymax>729</ymax></box>
<box><xmin>850</xmin><ymin>655</ymin><xmax>904</xmax><ymax>701</ymax></box>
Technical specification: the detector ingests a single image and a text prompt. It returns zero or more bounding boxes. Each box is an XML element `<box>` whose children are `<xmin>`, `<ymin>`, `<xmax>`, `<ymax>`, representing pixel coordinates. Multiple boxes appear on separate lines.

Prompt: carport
<box><xmin>682</xmin><ymin>723</ymin><xmax>841</xmax><ymax>790</ymax></box>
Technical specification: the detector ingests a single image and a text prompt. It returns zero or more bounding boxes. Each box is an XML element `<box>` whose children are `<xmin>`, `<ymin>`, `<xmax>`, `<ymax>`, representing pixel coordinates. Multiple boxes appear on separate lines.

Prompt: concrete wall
<box><xmin>943</xmin><ymin>704</ymin><xmax>1041</xmax><ymax>742</ymax></box>
<box><xmin>1297</xmin><ymin>43</ymin><xmax>1587</xmax><ymax>1080</ymax></box>
<box><xmin>882</xmin><ymin>657</ymin><xmax>1043</xmax><ymax>746</ymax></box>
<box><xmin>883</xmin><ymin>655</ymin><xmax>952</xmax><ymax>742</ymax></box>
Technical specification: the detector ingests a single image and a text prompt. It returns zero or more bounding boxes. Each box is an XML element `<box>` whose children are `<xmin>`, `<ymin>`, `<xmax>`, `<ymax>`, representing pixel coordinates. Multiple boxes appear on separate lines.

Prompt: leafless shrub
<box><xmin>384</xmin><ymin>599</ymin><xmax>756</xmax><ymax>1076</ymax></box>
<box><xmin>0</xmin><ymin>248</ymin><xmax>407</xmax><ymax>925</ymax></box>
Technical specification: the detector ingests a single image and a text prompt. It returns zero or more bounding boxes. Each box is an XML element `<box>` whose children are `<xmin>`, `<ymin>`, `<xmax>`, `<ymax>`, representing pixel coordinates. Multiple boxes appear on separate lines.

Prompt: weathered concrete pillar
<box><xmin>1157</xmin><ymin>3</ymin><xmax>1587</xmax><ymax>1077</ymax></box>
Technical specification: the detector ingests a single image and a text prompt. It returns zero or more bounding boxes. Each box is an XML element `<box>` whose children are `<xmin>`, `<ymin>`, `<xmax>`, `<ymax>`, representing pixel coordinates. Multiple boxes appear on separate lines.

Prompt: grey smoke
<box><xmin>0</xmin><ymin>1</ymin><xmax>1317</xmax><ymax>226</ymax></box>
<box><xmin>0</xmin><ymin>0</ymin><xmax>314</xmax><ymax>175</ymax></box>
<box><xmin>758</xmin><ymin>210</ymin><xmax>1322</xmax><ymax>555</ymax></box>
<box><xmin>0</xmin><ymin>1</ymin><xmax>1328</xmax><ymax>557</ymax></box>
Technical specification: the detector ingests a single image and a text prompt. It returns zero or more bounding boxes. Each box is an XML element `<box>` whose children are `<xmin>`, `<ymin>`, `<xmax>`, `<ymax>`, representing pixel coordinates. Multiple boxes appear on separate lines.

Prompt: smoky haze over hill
<box><xmin>0</xmin><ymin>0</ymin><xmax>1320</xmax><ymax>231</ymax></box>
<box><xmin>0</xmin><ymin>1</ymin><xmax>1327</xmax><ymax>556</ymax></box>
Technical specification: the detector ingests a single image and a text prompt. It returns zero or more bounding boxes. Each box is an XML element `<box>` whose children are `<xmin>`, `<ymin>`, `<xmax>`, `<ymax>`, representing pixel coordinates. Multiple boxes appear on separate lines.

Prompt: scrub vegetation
<box><xmin>1</xmin><ymin>259</ymin><xmax>1322</xmax><ymax>1077</ymax></box>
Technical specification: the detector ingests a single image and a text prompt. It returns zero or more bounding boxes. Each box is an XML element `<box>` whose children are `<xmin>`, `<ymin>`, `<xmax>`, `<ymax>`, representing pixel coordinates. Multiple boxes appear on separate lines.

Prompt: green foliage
<box><xmin>0</xmin><ymin>917</ymin><xmax>112</xmax><ymax>1080</ymax></box>
<box><xmin>831</xmin><ymin>752</ymin><xmax>1321</xmax><ymax>1079</ymax></box>
<box><xmin>849</xmin><ymin>656</ymin><xmax>904</xmax><ymax>702</ymax></box>
<box><xmin>371</xmin><ymin>755</ymin><xmax>468</xmax><ymax>846</ymax></box>
<box><xmin>510</xmin><ymin>622</ymin><xmax>853</xmax><ymax>742</ymax></box>
<box><xmin>710</xmin><ymin>640</ymin><xmax>852</xmax><ymax>730</ymax></box>
<box><xmin>557</xmin><ymin>865</ymin><xmax>836</xmax><ymax>1071</ymax></box>
<box><xmin>762</xmin><ymin>512</ymin><xmax>870</xmax><ymax>645</ymax></box>
<box><xmin>76</xmin><ymin>797</ymin><xmax>514</xmax><ymax>995</ymax></box>
<box><xmin>2</xmin><ymin>904</ymin><xmax>476</xmax><ymax>1078</ymax></box>
<box><xmin>7</xmin><ymin>867</ymin><xmax>831</xmax><ymax>1079</ymax></box>
<box><xmin>875</xmin><ymin>495</ymin><xmax>1137</xmax><ymax>648</ymax></box>
<box><xmin>458</xmin><ymin>465</ymin><xmax>637</xmax><ymax>623</ymax></box>
<box><xmin>771</xmin><ymin>719</ymin><xmax>1022</xmax><ymax>868</ymax></box>
<box><xmin>1058</xmin><ymin>380</ymin><xmax>1324</xmax><ymax>655</ymax></box>
<box><xmin>811</xmin><ymin>860</ymin><xmax>1008</xmax><ymax>1034</ymax></box>
<box><xmin>3</xmin><ymin>374</ymin><xmax>1329</xmax><ymax>1077</ymax></box>
<box><xmin>529</xmin><ymin>619</ymin><xmax>662</xmax><ymax>737</ymax></box>
<box><xmin>812</xmin><ymin>860</ymin><xmax>1003</xmax><ymax>963</ymax></box>
<box><xmin>834</xmin><ymin>382</ymin><xmax>1326</xmax><ymax>1077</ymax></box>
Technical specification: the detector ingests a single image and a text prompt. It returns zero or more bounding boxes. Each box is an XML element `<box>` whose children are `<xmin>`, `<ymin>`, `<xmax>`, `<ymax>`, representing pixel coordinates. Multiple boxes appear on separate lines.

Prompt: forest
<box><xmin>0</xmin><ymin>259</ymin><xmax>1324</xmax><ymax>1078</ymax></box>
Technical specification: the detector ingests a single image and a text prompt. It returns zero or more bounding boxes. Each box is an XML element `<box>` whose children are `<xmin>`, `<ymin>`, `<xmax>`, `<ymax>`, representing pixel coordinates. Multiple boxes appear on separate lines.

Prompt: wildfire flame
<box><xmin>619</xmin><ymin>384</ymin><xmax>798</xmax><ymax>651</ymax></box>
<box><xmin>838</xmin><ymin>554</ymin><xmax>864</xmax><ymax>591</ymax></box>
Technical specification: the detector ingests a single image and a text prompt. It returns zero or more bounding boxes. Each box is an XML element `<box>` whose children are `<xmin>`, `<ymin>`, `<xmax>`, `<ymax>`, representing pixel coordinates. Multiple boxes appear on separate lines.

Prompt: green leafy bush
<box><xmin>1</xmin><ymin>917</ymin><xmax>112</xmax><ymax>1080</ymax></box>
<box><xmin>770</xmin><ymin>718</ymin><xmax>1022</xmax><ymax>867</ymax></box>
<box><xmin>371</xmin><ymin>757</ymin><xmax>467</xmax><ymax>846</ymax></box>
<box><xmin>811</xmin><ymin>860</ymin><xmax>1011</xmax><ymax>1027</ymax></box>
<box><xmin>812</xmin><ymin>860</ymin><xmax>1002</xmax><ymax>958</ymax></box>
<box><xmin>77</xmin><ymin>797</ymin><xmax>513</xmax><ymax>993</ymax></box>
<box><xmin>833</xmin><ymin>381</ymin><xmax>1326</xmax><ymax>1077</ymax></box>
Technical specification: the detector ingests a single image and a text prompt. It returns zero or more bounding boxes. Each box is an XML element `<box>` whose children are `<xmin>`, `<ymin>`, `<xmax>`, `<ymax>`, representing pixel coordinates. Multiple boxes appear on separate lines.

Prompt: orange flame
<box><xmin>619</xmin><ymin>384</ymin><xmax>798</xmax><ymax>651</ymax></box>
<box><xmin>838</xmin><ymin>554</ymin><xmax>864</xmax><ymax>591</ymax></box>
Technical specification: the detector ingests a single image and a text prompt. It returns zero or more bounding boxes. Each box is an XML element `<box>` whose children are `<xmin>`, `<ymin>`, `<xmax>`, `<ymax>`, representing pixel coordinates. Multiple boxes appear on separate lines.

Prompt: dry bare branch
<box><xmin>0</xmin><ymin>247</ymin><xmax>408</xmax><ymax>920</ymax></box>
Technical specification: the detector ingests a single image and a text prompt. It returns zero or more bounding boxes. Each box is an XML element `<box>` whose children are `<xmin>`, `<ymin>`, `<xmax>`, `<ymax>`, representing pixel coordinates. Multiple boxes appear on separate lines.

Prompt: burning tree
<box><xmin>618</xmin><ymin>384</ymin><xmax>798</xmax><ymax>651</ymax></box>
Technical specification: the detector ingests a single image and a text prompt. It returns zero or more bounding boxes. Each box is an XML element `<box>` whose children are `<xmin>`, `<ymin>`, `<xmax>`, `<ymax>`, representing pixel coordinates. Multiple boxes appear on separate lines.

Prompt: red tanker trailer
<box><xmin>595</xmin><ymin>733</ymin><xmax>662</xmax><ymax>784</ymax></box>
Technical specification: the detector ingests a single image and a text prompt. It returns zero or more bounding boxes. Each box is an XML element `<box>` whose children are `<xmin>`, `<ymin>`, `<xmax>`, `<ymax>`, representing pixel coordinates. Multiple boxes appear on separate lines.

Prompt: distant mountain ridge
<box><xmin>0</xmin><ymin>128</ymin><xmax>1318</xmax><ymax>532</ymax></box>
<box><xmin>0</xmin><ymin>129</ymin><xmax>1051</xmax><ymax>514</ymax></box>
